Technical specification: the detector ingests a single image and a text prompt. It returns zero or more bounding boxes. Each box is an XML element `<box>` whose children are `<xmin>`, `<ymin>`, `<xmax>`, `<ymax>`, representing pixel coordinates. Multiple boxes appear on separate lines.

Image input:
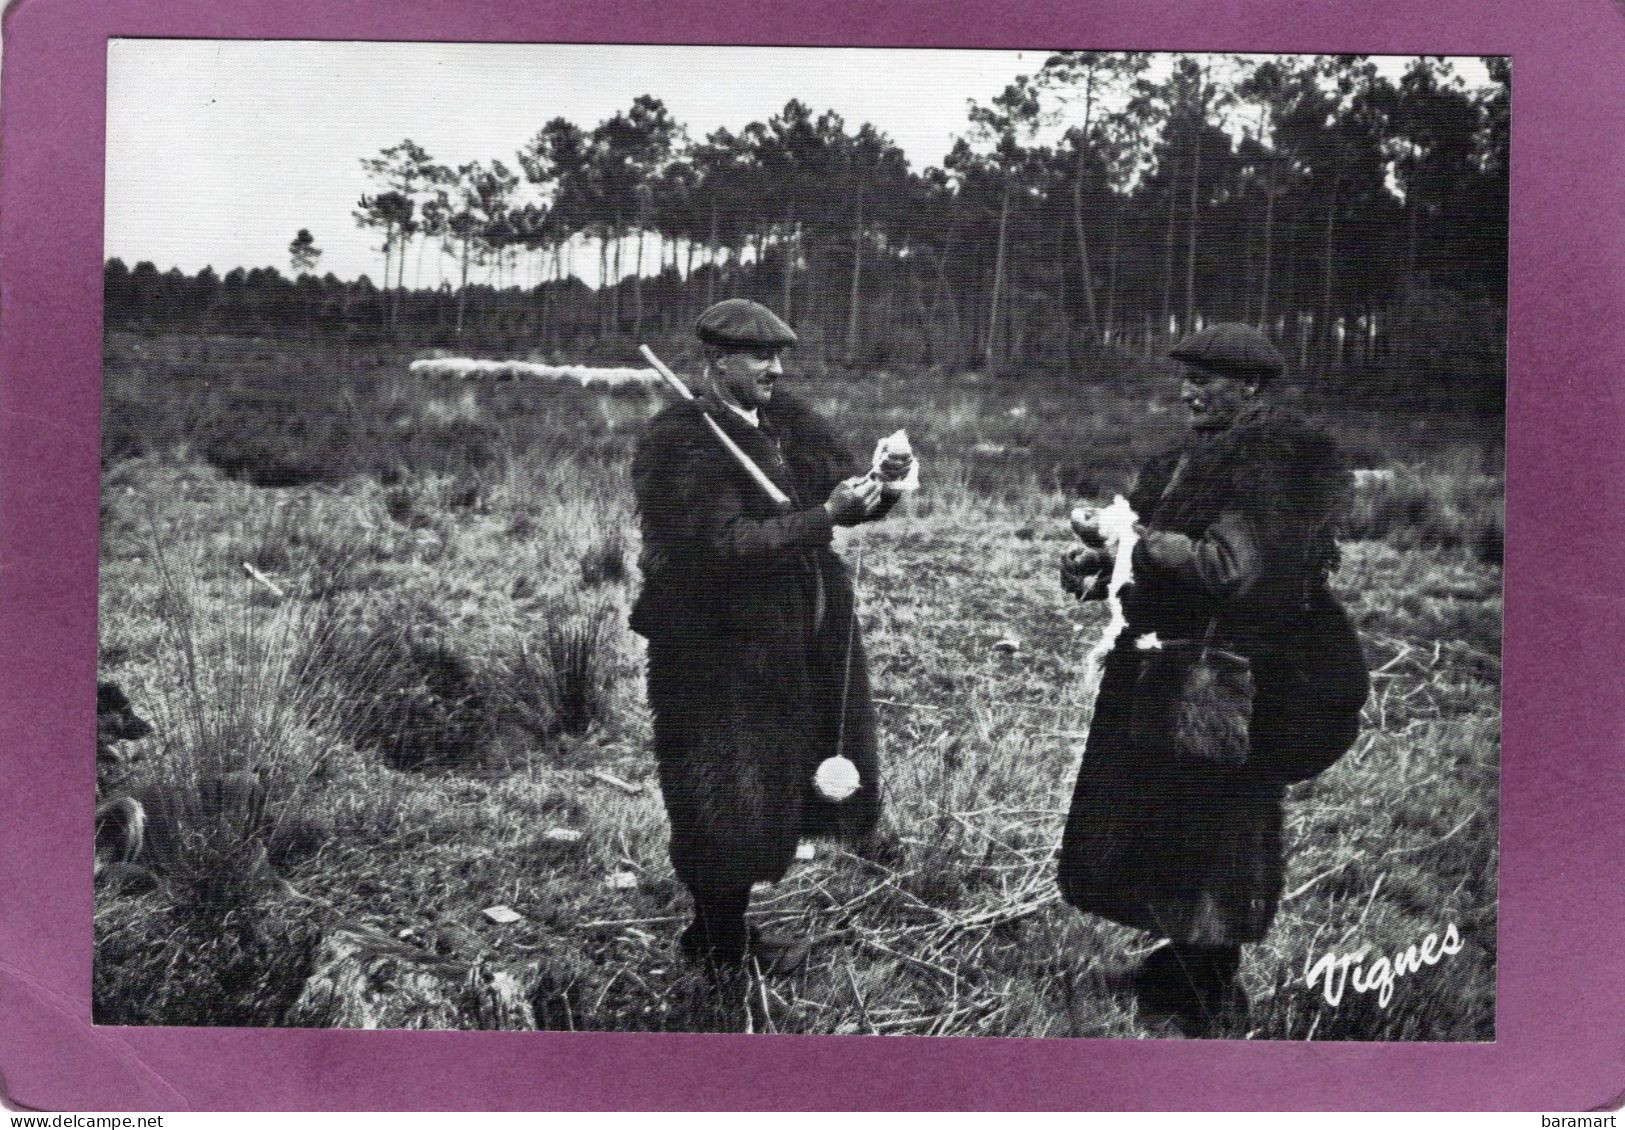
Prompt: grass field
<box><xmin>95</xmin><ymin>331</ymin><xmax>1501</xmax><ymax>1038</ymax></box>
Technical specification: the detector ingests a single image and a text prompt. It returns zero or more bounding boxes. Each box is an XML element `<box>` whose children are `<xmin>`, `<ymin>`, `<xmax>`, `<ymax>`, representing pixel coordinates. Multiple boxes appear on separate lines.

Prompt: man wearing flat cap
<box><xmin>1056</xmin><ymin>323</ymin><xmax>1369</xmax><ymax>1035</ymax></box>
<box><xmin>630</xmin><ymin>298</ymin><xmax>910</xmax><ymax>974</ymax></box>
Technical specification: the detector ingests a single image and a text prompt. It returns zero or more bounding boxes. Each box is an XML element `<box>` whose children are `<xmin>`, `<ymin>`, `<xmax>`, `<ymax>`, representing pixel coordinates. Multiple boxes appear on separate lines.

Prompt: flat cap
<box><xmin>1169</xmin><ymin>323</ymin><xmax>1286</xmax><ymax>382</ymax></box>
<box><xmin>695</xmin><ymin>299</ymin><xmax>798</xmax><ymax>350</ymax></box>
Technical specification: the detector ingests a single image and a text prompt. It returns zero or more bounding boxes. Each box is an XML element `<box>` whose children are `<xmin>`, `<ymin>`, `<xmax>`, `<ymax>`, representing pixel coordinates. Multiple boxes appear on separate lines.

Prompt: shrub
<box><xmin>90</xmin><ymin>539</ymin><xmax>369</xmax><ymax>1020</ymax></box>
<box><xmin>579</xmin><ymin>533</ymin><xmax>627</xmax><ymax>586</ymax></box>
<box><xmin>522</xmin><ymin>605</ymin><xmax>614</xmax><ymax>738</ymax></box>
<box><xmin>95</xmin><ymin>895</ymin><xmax>322</xmax><ymax>1026</ymax></box>
<box><xmin>307</xmin><ymin>600</ymin><xmax>617</xmax><ymax>769</ymax></box>
<box><xmin>439</xmin><ymin>475</ymin><xmax>485</xmax><ymax>513</ymax></box>
<box><xmin>304</xmin><ymin>610</ymin><xmax>521</xmax><ymax>771</ymax></box>
<box><xmin>1345</xmin><ymin>464</ymin><xmax>1504</xmax><ymax>562</ymax></box>
<box><xmin>384</xmin><ymin>486</ymin><xmax>423</xmax><ymax>528</ymax></box>
<box><xmin>297</xmin><ymin>598</ymin><xmax>619</xmax><ymax>771</ymax></box>
<box><xmin>1473</xmin><ymin>520</ymin><xmax>1504</xmax><ymax>566</ymax></box>
<box><xmin>204</xmin><ymin>433</ymin><xmax>354</xmax><ymax>489</ymax></box>
<box><xmin>130</xmin><ymin>543</ymin><xmax>357</xmax><ymax>912</ymax></box>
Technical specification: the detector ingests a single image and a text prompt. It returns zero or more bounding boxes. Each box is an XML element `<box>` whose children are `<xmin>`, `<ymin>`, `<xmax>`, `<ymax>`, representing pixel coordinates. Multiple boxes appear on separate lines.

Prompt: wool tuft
<box><xmin>1080</xmin><ymin>495</ymin><xmax>1141</xmax><ymax>701</ymax></box>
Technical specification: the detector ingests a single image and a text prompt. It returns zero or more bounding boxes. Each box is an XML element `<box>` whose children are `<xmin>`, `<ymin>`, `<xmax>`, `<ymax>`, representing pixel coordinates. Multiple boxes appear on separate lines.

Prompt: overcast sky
<box><xmin>104</xmin><ymin>41</ymin><xmax>1491</xmax><ymax>286</ymax></box>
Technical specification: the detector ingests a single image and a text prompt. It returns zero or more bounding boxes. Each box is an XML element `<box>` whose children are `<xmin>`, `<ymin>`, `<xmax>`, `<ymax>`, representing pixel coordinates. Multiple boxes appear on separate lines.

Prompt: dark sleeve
<box><xmin>1126</xmin><ymin>450</ymin><xmax>1183</xmax><ymax>517</ymax></box>
<box><xmin>699</xmin><ymin>475</ymin><xmax>835</xmax><ymax>561</ymax></box>
<box><xmin>637</xmin><ymin>408</ymin><xmax>835</xmax><ymax>565</ymax></box>
<box><xmin>1133</xmin><ymin>510</ymin><xmax>1264</xmax><ymax>599</ymax></box>
<box><xmin>779</xmin><ymin>393</ymin><xmax>860</xmax><ymax>502</ymax></box>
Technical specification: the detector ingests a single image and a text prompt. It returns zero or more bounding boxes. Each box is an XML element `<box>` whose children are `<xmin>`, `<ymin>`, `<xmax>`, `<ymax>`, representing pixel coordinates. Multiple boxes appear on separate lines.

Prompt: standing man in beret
<box><xmin>629</xmin><ymin>298</ymin><xmax>911</xmax><ymax>974</ymax></box>
<box><xmin>1056</xmin><ymin>323</ymin><xmax>1369</xmax><ymax>1035</ymax></box>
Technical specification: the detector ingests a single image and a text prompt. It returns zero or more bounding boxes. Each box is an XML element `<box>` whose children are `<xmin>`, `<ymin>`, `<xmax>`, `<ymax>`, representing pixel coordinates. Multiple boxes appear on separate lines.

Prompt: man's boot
<box><xmin>679</xmin><ymin>884</ymin><xmax>751</xmax><ymax>971</ymax></box>
<box><xmin>1133</xmin><ymin>943</ymin><xmax>1249</xmax><ymax>1037</ymax></box>
<box><xmin>1166</xmin><ymin>944</ymin><xmax>1249</xmax><ymax>1038</ymax></box>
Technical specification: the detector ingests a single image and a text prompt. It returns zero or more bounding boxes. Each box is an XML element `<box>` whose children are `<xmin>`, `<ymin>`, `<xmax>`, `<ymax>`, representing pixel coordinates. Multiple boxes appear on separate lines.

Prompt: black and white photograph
<box><xmin>95</xmin><ymin>40</ymin><xmax>1505</xmax><ymax>1040</ymax></box>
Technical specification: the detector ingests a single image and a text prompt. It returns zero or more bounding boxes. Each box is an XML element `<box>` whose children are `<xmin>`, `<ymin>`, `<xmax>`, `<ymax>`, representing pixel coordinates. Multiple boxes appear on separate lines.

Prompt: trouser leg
<box><xmin>1135</xmin><ymin>942</ymin><xmax>1246</xmax><ymax>1036</ymax></box>
<box><xmin>679</xmin><ymin>882</ymin><xmax>752</xmax><ymax>968</ymax></box>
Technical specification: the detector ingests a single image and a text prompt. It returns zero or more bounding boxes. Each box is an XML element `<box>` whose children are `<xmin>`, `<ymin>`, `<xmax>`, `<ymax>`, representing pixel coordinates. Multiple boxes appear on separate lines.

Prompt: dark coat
<box><xmin>1058</xmin><ymin>402</ymin><xmax>1369</xmax><ymax>946</ymax></box>
<box><xmin>630</xmin><ymin>390</ymin><xmax>881</xmax><ymax>893</ymax></box>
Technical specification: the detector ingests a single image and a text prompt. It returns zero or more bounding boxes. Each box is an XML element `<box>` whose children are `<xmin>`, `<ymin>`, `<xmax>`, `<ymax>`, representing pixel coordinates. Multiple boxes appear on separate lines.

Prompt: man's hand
<box><xmin>1060</xmin><ymin>545</ymin><xmax>1110</xmax><ymax>599</ymax></box>
<box><xmin>825</xmin><ymin>476</ymin><xmax>883</xmax><ymax>526</ymax></box>
<box><xmin>877</xmin><ymin>450</ymin><xmax>914</xmax><ymax>485</ymax></box>
<box><xmin>1069</xmin><ymin>505</ymin><xmax>1108</xmax><ymax>548</ymax></box>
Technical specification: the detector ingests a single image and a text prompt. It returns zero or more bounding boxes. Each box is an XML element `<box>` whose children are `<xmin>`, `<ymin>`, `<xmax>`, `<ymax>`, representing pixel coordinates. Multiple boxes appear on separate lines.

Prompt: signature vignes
<box><xmin>1306</xmin><ymin>922</ymin><xmax>1464</xmax><ymax>1009</ymax></box>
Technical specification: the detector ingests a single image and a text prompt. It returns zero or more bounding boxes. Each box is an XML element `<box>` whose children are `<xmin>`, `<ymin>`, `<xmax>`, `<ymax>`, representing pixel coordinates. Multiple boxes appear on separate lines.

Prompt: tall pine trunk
<box><xmin>1184</xmin><ymin>130</ymin><xmax>1202</xmax><ymax>335</ymax></box>
<box><xmin>1072</xmin><ymin>162</ymin><xmax>1100</xmax><ymax>342</ymax></box>
<box><xmin>1072</xmin><ymin>66</ymin><xmax>1101</xmax><ymax>342</ymax></box>
<box><xmin>598</xmin><ymin>235</ymin><xmax>610</xmax><ymax>334</ymax></box>
<box><xmin>388</xmin><ymin>234</ymin><xmax>400</xmax><ymax>330</ymax></box>
<box><xmin>1104</xmin><ymin>195</ymin><xmax>1121</xmax><ymax>344</ymax></box>
<box><xmin>1055</xmin><ymin>221</ymin><xmax>1071</xmax><ymax>369</ymax></box>
<box><xmin>633</xmin><ymin>227</ymin><xmax>646</xmax><ymax>336</ymax></box>
<box><xmin>552</xmin><ymin>245</ymin><xmax>565</xmax><ymax>350</ymax></box>
<box><xmin>1259</xmin><ymin>154</ymin><xmax>1279</xmax><ymax>328</ymax></box>
<box><xmin>845</xmin><ymin>191</ymin><xmax>865</xmax><ymax>358</ymax></box>
<box><xmin>984</xmin><ymin>180</ymin><xmax>1011</xmax><ymax>371</ymax></box>
<box><xmin>611</xmin><ymin>224</ymin><xmax>623</xmax><ymax>331</ymax></box>
<box><xmin>537</xmin><ymin>247</ymin><xmax>551</xmax><ymax>348</ymax></box>
<box><xmin>706</xmin><ymin>199</ymin><xmax>719</xmax><ymax>307</ymax></box>
<box><xmin>455</xmin><ymin>236</ymin><xmax>472</xmax><ymax>336</ymax></box>
<box><xmin>685</xmin><ymin>238</ymin><xmax>697</xmax><ymax>323</ymax></box>
<box><xmin>1320</xmin><ymin>160</ymin><xmax>1344</xmax><ymax>373</ymax></box>
<box><xmin>1160</xmin><ymin>153</ymin><xmax>1181</xmax><ymax>340</ymax></box>
<box><xmin>932</xmin><ymin>208</ymin><xmax>965</xmax><ymax>365</ymax></box>
<box><xmin>779</xmin><ymin>207</ymin><xmax>796</xmax><ymax>321</ymax></box>
<box><xmin>381</xmin><ymin>221</ymin><xmax>395</xmax><ymax>329</ymax></box>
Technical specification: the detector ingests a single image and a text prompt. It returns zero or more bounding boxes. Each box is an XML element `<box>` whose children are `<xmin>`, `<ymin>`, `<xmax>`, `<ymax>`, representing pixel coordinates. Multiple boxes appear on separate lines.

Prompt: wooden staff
<box><xmin>638</xmin><ymin>343</ymin><xmax>793</xmax><ymax>508</ymax></box>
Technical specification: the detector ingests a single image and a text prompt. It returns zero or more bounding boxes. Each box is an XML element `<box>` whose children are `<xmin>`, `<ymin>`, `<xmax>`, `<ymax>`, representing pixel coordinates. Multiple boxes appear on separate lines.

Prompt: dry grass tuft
<box><xmin>579</xmin><ymin>533</ymin><xmax>628</xmax><ymax>587</ymax></box>
<box><xmin>303</xmin><ymin>603</ymin><xmax>543</xmax><ymax>771</ymax></box>
<box><xmin>523</xmin><ymin>603</ymin><xmax>615</xmax><ymax>738</ymax></box>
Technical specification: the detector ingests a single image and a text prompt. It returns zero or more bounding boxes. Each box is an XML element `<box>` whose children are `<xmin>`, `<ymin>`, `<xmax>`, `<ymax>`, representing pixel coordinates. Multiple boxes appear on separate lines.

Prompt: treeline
<box><xmin>108</xmin><ymin>53</ymin><xmax>1508</xmax><ymax>410</ymax></box>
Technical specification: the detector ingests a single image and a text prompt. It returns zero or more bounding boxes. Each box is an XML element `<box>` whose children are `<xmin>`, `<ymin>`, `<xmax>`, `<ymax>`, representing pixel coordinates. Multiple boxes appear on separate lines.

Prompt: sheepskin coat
<box><xmin>630</xmin><ymin>389</ymin><xmax>880</xmax><ymax>894</ymax></box>
<box><xmin>1058</xmin><ymin>401</ymin><xmax>1369</xmax><ymax>946</ymax></box>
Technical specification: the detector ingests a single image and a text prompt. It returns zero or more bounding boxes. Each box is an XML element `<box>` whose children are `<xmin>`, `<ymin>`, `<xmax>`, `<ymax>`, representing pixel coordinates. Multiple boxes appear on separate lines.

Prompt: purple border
<box><xmin>3</xmin><ymin>0</ymin><xmax>1622</xmax><ymax>1111</ymax></box>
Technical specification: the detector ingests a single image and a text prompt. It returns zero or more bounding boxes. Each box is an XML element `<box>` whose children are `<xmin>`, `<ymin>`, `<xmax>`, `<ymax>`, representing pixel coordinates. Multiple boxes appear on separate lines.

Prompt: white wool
<box><xmin>814</xmin><ymin>755</ymin><xmax>861</xmax><ymax>802</ymax></box>
<box><xmin>1080</xmin><ymin>495</ymin><xmax>1141</xmax><ymax>700</ymax></box>
<box><xmin>408</xmin><ymin>357</ymin><xmax>663</xmax><ymax>388</ymax></box>
<box><xmin>870</xmin><ymin>429</ymin><xmax>920</xmax><ymax>492</ymax></box>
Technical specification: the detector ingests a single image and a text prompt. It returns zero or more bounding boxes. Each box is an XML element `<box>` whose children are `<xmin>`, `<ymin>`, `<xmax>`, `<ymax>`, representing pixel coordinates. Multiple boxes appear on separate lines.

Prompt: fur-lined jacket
<box><xmin>1058</xmin><ymin>401</ymin><xmax>1369</xmax><ymax>946</ymax></box>
<box><xmin>630</xmin><ymin>390</ymin><xmax>883</xmax><ymax>891</ymax></box>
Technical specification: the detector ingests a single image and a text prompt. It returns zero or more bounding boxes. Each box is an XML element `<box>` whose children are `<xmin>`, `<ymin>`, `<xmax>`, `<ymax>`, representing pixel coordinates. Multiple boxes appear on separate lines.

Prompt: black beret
<box><xmin>1169</xmin><ymin>323</ymin><xmax>1286</xmax><ymax>382</ymax></box>
<box><xmin>695</xmin><ymin>299</ymin><xmax>798</xmax><ymax>350</ymax></box>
